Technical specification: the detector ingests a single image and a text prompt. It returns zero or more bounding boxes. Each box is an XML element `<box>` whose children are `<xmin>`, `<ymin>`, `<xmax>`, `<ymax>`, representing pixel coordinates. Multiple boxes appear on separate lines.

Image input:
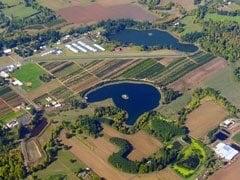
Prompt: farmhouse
<box><xmin>214</xmin><ymin>142</ymin><xmax>239</xmax><ymax>161</ymax></box>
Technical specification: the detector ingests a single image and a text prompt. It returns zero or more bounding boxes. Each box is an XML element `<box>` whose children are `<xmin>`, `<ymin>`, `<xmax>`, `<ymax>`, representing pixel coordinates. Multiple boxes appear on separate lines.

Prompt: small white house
<box><xmin>214</xmin><ymin>142</ymin><xmax>239</xmax><ymax>161</ymax></box>
<box><xmin>12</xmin><ymin>79</ymin><xmax>23</xmax><ymax>86</ymax></box>
<box><xmin>3</xmin><ymin>49</ymin><xmax>12</xmax><ymax>55</ymax></box>
<box><xmin>0</xmin><ymin>71</ymin><xmax>9</xmax><ymax>78</ymax></box>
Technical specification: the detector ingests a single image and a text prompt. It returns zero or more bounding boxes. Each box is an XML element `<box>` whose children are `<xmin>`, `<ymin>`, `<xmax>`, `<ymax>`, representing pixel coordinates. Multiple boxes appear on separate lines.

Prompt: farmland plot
<box><xmin>118</xmin><ymin>52</ymin><xmax>215</xmax><ymax>86</ymax></box>
<box><xmin>49</xmin><ymin>86</ymin><xmax>73</xmax><ymax>100</ymax></box>
<box><xmin>0</xmin><ymin>86</ymin><xmax>26</xmax><ymax>107</ymax></box>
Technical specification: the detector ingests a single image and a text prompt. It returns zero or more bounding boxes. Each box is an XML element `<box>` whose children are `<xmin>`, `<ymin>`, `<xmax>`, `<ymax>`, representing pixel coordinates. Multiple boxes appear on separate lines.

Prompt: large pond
<box><xmin>85</xmin><ymin>82</ymin><xmax>161</xmax><ymax>125</ymax></box>
<box><xmin>107</xmin><ymin>29</ymin><xmax>198</xmax><ymax>53</ymax></box>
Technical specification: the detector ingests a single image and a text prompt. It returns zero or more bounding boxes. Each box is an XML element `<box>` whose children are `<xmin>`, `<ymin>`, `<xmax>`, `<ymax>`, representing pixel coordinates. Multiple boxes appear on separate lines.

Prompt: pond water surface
<box><xmin>107</xmin><ymin>29</ymin><xmax>198</xmax><ymax>53</ymax></box>
<box><xmin>85</xmin><ymin>82</ymin><xmax>161</xmax><ymax>125</ymax></box>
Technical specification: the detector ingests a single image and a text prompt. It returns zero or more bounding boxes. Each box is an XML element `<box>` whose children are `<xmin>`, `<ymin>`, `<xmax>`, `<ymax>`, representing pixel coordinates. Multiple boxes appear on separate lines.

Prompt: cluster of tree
<box><xmin>217</xmin><ymin>10</ymin><xmax>240</xmax><ymax>17</ymax></box>
<box><xmin>39</xmin><ymin>74</ymin><xmax>54</xmax><ymax>83</ymax></box>
<box><xmin>63</xmin><ymin>115</ymin><xmax>102</xmax><ymax>138</ymax></box>
<box><xmin>178</xmin><ymin>88</ymin><xmax>239</xmax><ymax>123</ymax></box>
<box><xmin>207</xmin><ymin>126</ymin><xmax>220</xmax><ymax>143</ymax></box>
<box><xmin>234</xmin><ymin>67</ymin><xmax>240</xmax><ymax>81</ymax></box>
<box><xmin>177</xmin><ymin>153</ymin><xmax>200</xmax><ymax>170</ymax></box>
<box><xmin>94</xmin><ymin>106</ymin><xmax>123</xmax><ymax>118</ymax></box>
<box><xmin>194</xmin><ymin>0</ymin><xmax>202</xmax><ymax>5</ymax></box>
<box><xmin>70</xmin><ymin>99</ymin><xmax>88</xmax><ymax>109</ymax></box>
<box><xmin>108</xmin><ymin>137</ymin><xmax>139</xmax><ymax>173</ymax></box>
<box><xmin>181</xmin><ymin>32</ymin><xmax>204</xmax><ymax>43</ymax></box>
<box><xmin>0</xmin><ymin>149</ymin><xmax>26</xmax><ymax>179</ymax></box>
<box><xmin>199</xmin><ymin>21</ymin><xmax>240</xmax><ymax>62</ymax></box>
<box><xmin>0</xmin><ymin>0</ymin><xmax>60</xmax><ymax>32</ymax></box>
<box><xmin>196</xmin><ymin>5</ymin><xmax>208</xmax><ymax>19</ymax></box>
<box><xmin>161</xmin><ymin>87</ymin><xmax>181</xmax><ymax>104</ymax></box>
<box><xmin>94</xmin><ymin>106</ymin><xmax>128</xmax><ymax>132</ymax></box>
<box><xmin>138</xmin><ymin>0</ymin><xmax>161</xmax><ymax>9</ymax></box>
<box><xmin>108</xmin><ymin>137</ymin><xmax>184</xmax><ymax>174</ymax></box>
<box><xmin>148</xmin><ymin>114</ymin><xmax>187</xmax><ymax>142</ymax></box>
<box><xmin>0</xmin><ymin>77</ymin><xmax>9</xmax><ymax>86</ymax></box>
<box><xmin>102</xmin><ymin>19</ymin><xmax>153</xmax><ymax>37</ymax></box>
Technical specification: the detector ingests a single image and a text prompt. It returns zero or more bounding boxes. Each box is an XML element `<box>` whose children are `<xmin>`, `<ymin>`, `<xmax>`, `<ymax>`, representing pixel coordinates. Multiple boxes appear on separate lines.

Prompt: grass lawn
<box><xmin>3</xmin><ymin>4</ymin><xmax>39</xmax><ymax>19</ymax></box>
<box><xmin>12</xmin><ymin>63</ymin><xmax>47</xmax><ymax>92</ymax></box>
<box><xmin>157</xmin><ymin>91</ymin><xmax>192</xmax><ymax>120</ymax></box>
<box><xmin>172</xmin><ymin>139</ymin><xmax>207</xmax><ymax>178</ymax></box>
<box><xmin>205</xmin><ymin>13</ymin><xmax>240</xmax><ymax>24</ymax></box>
<box><xmin>202</xmin><ymin>65</ymin><xmax>240</xmax><ymax>108</ymax></box>
<box><xmin>233</xmin><ymin>132</ymin><xmax>240</xmax><ymax>144</ymax></box>
<box><xmin>180</xmin><ymin>15</ymin><xmax>202</xmax><ymax>35</ymax></box>
<box><xmin>34</xmin><ymin>150</ymin><xmax>86</xmax><ymax>180</ymax></box>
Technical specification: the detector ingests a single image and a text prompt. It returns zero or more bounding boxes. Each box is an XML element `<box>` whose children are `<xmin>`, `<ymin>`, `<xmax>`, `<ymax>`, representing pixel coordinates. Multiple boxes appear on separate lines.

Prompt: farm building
<box><xmin>214</xmin><ymin>142</ymin><xmax>239</xmax><ymax>161</ymax></box>
<box><xmin>220</xmin><ymin>118</ymin><xmax>235</xmax><ymax>128</ymax></box>
<box><xmin>3</xmin><ymin>49</ymin><xmax>12</xmax><ymax>55</ymax></box>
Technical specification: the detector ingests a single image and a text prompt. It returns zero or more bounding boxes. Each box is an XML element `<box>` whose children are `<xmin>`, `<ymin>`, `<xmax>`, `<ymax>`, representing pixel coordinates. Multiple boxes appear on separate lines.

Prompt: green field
<box><xmin>205</xmin><ymin>13</ymin><xmax>240</xmax><ymax>24</ymax></box>
<box><xmin>233</xmin><ymin>132</ymin><xmax>240</xmax><ymax>144</ymax></box>
<box><xmin>180</xmin><ymin>15</ymin><xmax>202</xmax><ymax>35</ymax></box>
<box><xmin>0</xmin><ymin>110</ymin><xmax>24</xmax><ymax>123</ymax></box>
<box><xmin>203</xmin><ymin>65</ymin><xmax>240</xmax><ymax>108</ymax></box>
<box><xmin>173</xmin><ymin>139</ymin><xmax>207</xmax><ymax>178</ymax></box>
<box><xmin>12</xmin><ymin>63</ymin><xmax>47</xmax><ymax>91</ymax></box>
<box><xmin>2</xmin><ymin>0</ymin><xmax>39</xmax><ymax>19</ymax></box>
<box><xmin>34</xmin><ymin>150</ymin><xmax>86</xmax><ymax>180</ymax></box>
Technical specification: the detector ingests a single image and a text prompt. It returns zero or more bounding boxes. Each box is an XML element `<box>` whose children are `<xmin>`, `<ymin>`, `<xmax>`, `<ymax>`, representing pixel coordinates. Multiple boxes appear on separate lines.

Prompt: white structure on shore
<box><xmin>214</xmin><ymin>142</ymin><xmax>239</xmax><ymax>161</ymax></box>
<box><xmin>93</xmin><ymin>44</ymin><xmax>105</xmax><ymax>51</ymax></box>
<box><xmin>65</xmin><ymin>44</ymin><xmax>79</xmax><ymax>53</ymax></box>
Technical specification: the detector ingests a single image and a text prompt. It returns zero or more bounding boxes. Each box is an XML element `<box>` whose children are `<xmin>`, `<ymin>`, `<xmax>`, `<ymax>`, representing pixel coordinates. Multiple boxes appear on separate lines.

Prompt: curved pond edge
<box><xmin>106</xmin><ymin>28</ymin><xmax>199</xmax><ymax>53</ymax></box>
<box><xmin>82</xmin><ymin>79</ymin><xmax>162</xmax><ymax>126</ymax></box>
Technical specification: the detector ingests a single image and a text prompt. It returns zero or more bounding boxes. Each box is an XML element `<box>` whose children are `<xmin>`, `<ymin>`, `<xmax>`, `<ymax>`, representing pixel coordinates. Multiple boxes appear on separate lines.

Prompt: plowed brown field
<box><xmin>60</xmin><ymin>125</ymin><xmax>181</xmax><ymax>180</ymax></box>
<box><xmin>57</xmin><ymin>4</ymin><xmax>156</xmax><ymax>24</ymax></box>
<box><xmin>186</xmin><ymin>101</ymin><xmax>228</xmax><ymax>139</ymax></box>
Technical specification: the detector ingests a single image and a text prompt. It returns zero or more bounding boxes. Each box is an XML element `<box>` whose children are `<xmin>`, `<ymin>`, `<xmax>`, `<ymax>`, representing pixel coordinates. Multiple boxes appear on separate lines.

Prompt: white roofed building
<box><xmin>214</xmin><ymin>142</ymin><xmax>238</xmax><ymax>161</ymax></box>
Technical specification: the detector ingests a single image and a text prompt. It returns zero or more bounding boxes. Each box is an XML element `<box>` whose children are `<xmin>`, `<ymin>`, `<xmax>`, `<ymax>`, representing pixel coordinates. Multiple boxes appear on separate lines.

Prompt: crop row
<box><xmin>0</xmin><ymin>86</ymin><xmax>26</xmax><ymax>107</ymax></box>
<box><xmin>120</xmin><ymin>59</ymin><xmax>157</xmax><ymax>78</ymax></box>
<box><xmin>49</xmin><ymin>86</ymin><xmax>73</xmax><ymax>100</ymax></box>
<box><xmin>117</xmin><ymin>52</ymin><xmax>215</xmax><ymax>85</ymax></box>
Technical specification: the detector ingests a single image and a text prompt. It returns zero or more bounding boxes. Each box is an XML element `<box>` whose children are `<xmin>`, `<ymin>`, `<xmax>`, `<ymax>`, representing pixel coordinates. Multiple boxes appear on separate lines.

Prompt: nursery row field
<box><xmin>0</xmin><ymin>86</ymin><xmax>27</xmax><ymax>123</ymax></box>
<box><xmin>117</xmin><ymin>52</ymin><xmax>215</xmax><ymax>85</ymax></box>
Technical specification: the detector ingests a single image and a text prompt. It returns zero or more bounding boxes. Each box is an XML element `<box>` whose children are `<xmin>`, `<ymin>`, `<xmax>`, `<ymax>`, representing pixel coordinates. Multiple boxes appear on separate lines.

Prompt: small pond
<box><xmin>85</xmin><ymin>82</ymin><xmax>161</xmax><ymax>125</ymax></box>
<box><xmin>215</xmin><ymin>131</ymin><xmax>229</xmax><ymax>141</ymax></box>
<box><xmin>107</xmin><ymin>29</ymin><xmax>198</xmax><ymax>53</ymax></box>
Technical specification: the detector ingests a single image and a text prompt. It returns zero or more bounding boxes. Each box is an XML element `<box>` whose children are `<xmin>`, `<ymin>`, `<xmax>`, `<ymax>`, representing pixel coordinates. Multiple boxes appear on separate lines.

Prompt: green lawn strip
<box><xmin>3</xmin><ymin>4</ymin><xmax>39</xmax><ymax>20</ymax></box>
<box><xmin>180</xmin><ymin>15</ymin><xmax>203</xmax><ymax>35</ymax></box>
<box><xmin>12</xmin><ymin>63</ymin><xmax>48</xmax><ymax>92</ymax></box>
<box><xmin>232</xmin><ymin>132</ymin><xmax>240</xmax><ymax>144</ymax></box>
<box><xmin>205</xmin><ymin>13</ymin><xmax>240</xmax><ymax>24</ymax></box>
<box><xmin>172</xmin><ymin>139</ymin><xmax>207</xmax><ymax>178</ymax></box>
